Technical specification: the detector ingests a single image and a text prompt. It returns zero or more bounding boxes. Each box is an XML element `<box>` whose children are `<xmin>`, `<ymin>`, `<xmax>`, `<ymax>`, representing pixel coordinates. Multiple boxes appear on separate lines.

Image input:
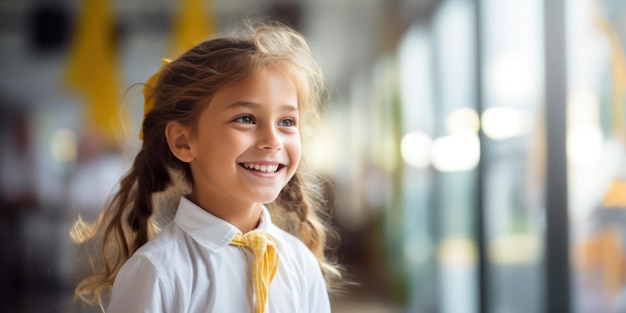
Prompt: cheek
<box><xmin>219</xmin><ymin>131</ymin><xmax>251</xmax><ymax>152</ymax></box>
<box><xmin>287</xmin><ymin>136</ymin><xmax>302</xmax><ymax>162</ymax></box>
<box><xmin>197</xmin><ymin>135</ymin><xmax>242</xmax><ymax>166</ymax></box>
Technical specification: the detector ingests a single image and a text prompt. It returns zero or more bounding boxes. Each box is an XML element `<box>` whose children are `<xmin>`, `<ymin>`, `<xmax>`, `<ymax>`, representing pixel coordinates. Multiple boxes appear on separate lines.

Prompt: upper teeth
<box><xmin>243</xmin><ymin>163</ymin><xmax>279</xmax><ymax>173</ymax></box>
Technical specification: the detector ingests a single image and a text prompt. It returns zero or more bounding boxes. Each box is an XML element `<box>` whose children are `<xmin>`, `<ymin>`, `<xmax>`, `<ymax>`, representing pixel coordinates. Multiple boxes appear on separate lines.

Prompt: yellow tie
<box><xmin>230</xmin><ymin>231</ymin><xmax>279</xmax><ymax>313</ymax></box>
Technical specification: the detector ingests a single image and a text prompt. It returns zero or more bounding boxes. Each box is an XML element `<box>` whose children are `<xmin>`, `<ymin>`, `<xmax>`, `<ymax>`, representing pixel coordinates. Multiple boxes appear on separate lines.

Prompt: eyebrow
<box><xmin>223</xmin><ymin>101</ymin><xmax>298</xmax><ymax>112</ymax></box>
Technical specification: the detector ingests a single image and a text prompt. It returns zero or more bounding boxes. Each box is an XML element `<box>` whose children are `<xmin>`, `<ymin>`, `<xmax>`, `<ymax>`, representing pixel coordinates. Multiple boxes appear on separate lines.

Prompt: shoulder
<box><xmin>111</xmin><ymin>222</ymin><xmax>191</xmax><ymax>311</ymax></box>
<box><xmin>111</xmin><ymin>246</ymin><xmax>177</xmax><ymax>312</ymax></box>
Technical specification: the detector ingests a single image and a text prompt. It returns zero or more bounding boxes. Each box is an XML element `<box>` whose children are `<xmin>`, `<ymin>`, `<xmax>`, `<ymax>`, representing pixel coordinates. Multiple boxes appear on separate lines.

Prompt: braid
<box><xmin>278</xmin><ymin>174</ymin><xmax>306</xmax><ymax>221</ymax></box>
<box><xmin>126</xmin><ymin>144</ymin><xmax>173</xmax><ymax>250</ymax></box>
<box><xmin>274</xmin><ymin>172</ymin><xmax>341</xmax><ymax>282</ymax></box>
<box><xmin>71</xmin><ymin>141</ymin><xmax>178</xmax><ymax>306</ymax></box>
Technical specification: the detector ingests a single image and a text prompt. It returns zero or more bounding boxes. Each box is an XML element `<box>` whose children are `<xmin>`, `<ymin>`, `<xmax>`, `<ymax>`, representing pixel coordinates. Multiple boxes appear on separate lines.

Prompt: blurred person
<box><xmin>69</xmin><ymin>23</ymin><xmax>341</xmax><ymax>313</ymax></box>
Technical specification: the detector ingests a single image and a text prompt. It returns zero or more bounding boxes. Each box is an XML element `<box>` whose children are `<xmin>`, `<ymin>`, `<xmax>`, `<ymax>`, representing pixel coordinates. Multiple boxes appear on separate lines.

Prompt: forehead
<box><xmin>206</xmin><ymin>66</ymin><xmax>300</xmax><ymax>111</ymax></box>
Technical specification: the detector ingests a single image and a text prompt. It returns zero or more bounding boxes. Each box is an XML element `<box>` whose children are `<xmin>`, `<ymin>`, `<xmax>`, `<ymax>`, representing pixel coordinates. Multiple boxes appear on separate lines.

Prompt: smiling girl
<box><xmin>71</xmin><ymin>24</ymin><xmax>341</xmax><ymax>312</ymax></box>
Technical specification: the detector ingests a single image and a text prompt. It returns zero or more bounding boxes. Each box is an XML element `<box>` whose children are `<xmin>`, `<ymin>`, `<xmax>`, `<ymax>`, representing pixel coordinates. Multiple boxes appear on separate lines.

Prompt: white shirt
<box><xmin>108</xmin><ymin>196</ymin><xmax>331</xmax><ymax>313</ymax></box>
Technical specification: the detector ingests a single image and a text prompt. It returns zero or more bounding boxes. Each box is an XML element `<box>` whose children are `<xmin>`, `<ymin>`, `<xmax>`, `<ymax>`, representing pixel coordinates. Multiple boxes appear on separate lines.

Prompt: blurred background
<box><xmin>0</xmin><ymin>0</ymin><xmax>625</xmax><ymax>312</ymax></box>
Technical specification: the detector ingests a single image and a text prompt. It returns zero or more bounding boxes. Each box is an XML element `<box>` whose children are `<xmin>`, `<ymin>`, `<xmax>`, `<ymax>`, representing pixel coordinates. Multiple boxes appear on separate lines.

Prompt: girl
<box><xmin>71</xmin><ymin>23</ymin><xmax>341</xmax><ymax>312</ymax></box>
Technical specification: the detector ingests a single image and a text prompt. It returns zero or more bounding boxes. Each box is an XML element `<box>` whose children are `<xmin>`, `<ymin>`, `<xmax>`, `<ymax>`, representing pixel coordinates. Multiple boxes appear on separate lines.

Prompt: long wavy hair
<box><xmin>70</xmin><ymin>23</ymin><xmax>341</xmax><ymax>307</ymax></box>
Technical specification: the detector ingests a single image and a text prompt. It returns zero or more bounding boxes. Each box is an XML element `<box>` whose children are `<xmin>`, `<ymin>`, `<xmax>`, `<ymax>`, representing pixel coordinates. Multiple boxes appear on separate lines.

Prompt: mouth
<box><xmin>240</xmin><ymin>162</ymin><xmax>286</xmax><ymax>174</ymax></box>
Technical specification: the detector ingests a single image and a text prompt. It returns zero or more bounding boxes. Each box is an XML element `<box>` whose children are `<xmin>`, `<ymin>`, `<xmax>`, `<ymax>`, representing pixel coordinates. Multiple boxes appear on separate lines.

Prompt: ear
<box><xmin>165</xmin><ymin>121</ymin><xmax>194</xmax><ymax>163</ymax></box>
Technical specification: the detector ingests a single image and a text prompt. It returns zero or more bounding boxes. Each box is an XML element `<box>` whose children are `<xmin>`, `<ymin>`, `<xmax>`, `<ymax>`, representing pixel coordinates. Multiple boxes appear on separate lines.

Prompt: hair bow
<box><xmin>140</xmin><ymin>58</ymin><xmax>171</xmax><ymax>139</ymax></box>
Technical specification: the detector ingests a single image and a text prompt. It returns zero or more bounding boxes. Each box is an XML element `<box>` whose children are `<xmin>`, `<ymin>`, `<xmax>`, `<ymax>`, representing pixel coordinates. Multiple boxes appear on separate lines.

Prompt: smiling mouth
<box><xmin>240</xmin><ymin>163</ymin><xmax>285</xmax><ymax>174</ymax></box>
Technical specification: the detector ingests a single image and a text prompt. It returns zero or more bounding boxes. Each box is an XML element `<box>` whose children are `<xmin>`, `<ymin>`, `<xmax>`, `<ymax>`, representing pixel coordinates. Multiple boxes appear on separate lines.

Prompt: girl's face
<box><xmin>186</xmin><ymin>67</ymin><xmax>302</xmax><ymax>210</ymax></box>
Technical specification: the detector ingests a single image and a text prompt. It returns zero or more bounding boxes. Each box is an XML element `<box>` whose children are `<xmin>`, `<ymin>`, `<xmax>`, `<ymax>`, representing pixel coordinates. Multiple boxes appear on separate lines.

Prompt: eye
<box><xmin>234</xmin><ymin>115</ymin><xmax>255</xmax><ymax>124</ymax></box>
<box><xmin>278</xmin><ymin>118</ymin><xmax>296</xmax><ymax>127</ymax></box>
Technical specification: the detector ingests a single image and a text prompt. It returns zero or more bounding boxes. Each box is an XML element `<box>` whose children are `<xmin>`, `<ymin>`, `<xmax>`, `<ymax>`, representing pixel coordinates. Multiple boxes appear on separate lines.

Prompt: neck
<box><xmin>187</xmin><ymin>192</ymin><xmax>263</xmax><ymax>234</ymax></box>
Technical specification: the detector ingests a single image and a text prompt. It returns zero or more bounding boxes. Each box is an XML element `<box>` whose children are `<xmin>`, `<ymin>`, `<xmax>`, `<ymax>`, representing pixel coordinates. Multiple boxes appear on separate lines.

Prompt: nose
<box><xmin>256</xmin><ymin>124</ymin><xmax>282</xmax><ymax>150</ymax></box>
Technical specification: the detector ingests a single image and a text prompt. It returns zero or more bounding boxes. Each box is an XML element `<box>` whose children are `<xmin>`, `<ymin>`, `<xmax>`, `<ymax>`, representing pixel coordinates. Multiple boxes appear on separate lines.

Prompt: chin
<box><xmin>253</xmin><ymin>190</ymin><xmax>283</xmax><ymax>205</ymax></box>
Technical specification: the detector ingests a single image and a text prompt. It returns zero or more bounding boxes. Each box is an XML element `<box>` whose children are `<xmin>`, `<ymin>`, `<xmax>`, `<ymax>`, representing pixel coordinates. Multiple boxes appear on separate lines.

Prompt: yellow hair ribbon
<box><xmin>140</xmin><ymin>58</ymin><xmax>171</xmax><ymax>139</ymax></box>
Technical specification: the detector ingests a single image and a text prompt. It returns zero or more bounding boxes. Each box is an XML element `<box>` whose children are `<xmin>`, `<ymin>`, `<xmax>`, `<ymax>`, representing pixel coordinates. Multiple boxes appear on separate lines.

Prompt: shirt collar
<box><xmin>173</xmin><ymin>196</ymin><xmax>285</xmax><ymax>252</ymax></box>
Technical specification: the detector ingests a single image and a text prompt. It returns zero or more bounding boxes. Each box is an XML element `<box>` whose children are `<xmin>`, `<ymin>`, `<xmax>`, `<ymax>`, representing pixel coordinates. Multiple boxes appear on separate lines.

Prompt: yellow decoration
<box><xmin>170</xmin><ymin>0</ymin><xmax>215</xmax><ymax>57</ymax></box>
<box><xmin>65</xmin><ymin>0</ymin><xmax>122</xmax><ymax>147</ymax></box>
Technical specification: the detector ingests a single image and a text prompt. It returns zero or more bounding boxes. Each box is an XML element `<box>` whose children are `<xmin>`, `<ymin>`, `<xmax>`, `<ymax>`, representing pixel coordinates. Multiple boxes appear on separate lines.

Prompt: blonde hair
<box><xmin>70</xmin><ymin>23</ymin><xmax>341</xmax><ymax>307</ymax></box>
